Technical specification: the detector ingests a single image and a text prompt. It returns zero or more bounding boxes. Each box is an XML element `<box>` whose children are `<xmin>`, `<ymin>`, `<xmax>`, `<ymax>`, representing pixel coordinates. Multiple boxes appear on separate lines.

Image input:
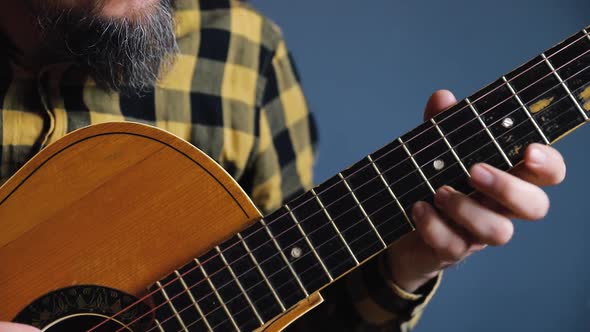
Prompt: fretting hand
<box><xmin>386</xmin><ymin>90</ymin><xmax>566</xmax><ymax>292</ymax></box>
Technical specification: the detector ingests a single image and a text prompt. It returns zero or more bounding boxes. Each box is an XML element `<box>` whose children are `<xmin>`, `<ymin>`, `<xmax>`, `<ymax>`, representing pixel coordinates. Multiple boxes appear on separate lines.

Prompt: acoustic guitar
<box><xmin>2</xmin><ymin>24</ymin><xmax>590</xmax><ymax>332</ymax></box>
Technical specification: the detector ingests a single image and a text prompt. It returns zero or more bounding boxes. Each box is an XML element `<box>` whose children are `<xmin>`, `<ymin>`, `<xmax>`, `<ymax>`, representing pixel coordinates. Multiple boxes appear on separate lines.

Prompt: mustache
<box><xmin>34</xmin><ymin>0</ymin><xmax>178</xmax><ymax>94</ymax></box>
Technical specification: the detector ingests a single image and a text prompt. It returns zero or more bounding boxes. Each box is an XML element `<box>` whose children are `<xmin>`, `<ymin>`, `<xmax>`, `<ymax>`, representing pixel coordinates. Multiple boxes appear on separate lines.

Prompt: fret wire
<box><xmin>195</xmin><ymin>258</ymin><xmax>240</xmax><ymax>331</ymax></box>
<box><xmin>155</xmin><ymin>281</ymin><xmax>190</xmax><ymax>332</ymax></box>
<box><xmin>284</xmin><ymin>204</ymin><xmax>334</xmax><ymax>282</ymax></box>
<box><xmin>236</xmin><ymin>233</ymin><xmax>286</xmax><ymax>312</ymax></box>
<box><xmin>337</xmin><ymin>173</ymin><xmax>387</xmax><ymax>248</ymax></box>
<box><xmin>153</xmin><ymin>320</ymin><xmax>165</xmax><ymax>332</ymax></box>
<box><xmin>311</xmin><ymin>188</ymin><xmax>360</xmax><ymax>265</ymax></box>
<box><xmin>259</xmin><ymin>218</ymin><xmax>310</xmax><ymax>297</ymax></box>
<box><xmin>367</xmin><ymin>155</ymin><xmax>415</xmax><ymax>230</ymax></box>
<box><xmin>398</xmin><ymin>137</ymin><xmax>436</xmax><ymax>193</ymax></box>
<box><xmin>215</xmin><ymin>246</ymin><xmax>264</xmax><ymax>326</ymax></box>
<box><xmin>541</xmin><ymin>53</ymin><xmax>589</xmax><ymax>121</ymax></box>
<box><xmin>501</xmin><ymin>76</ymin><xmax>551</xmax><ymax>144</ymax></box>
<box><xmin>465</xmin><ymin>97</ymin><xmax>514</xmax><ymax>167</ymax></box>
<box><xmin>429</xmin><ymin>118</ymin><xmax>471</xmax><ymax>177</ymax></box>
<box><xmin>174</xmin><ymin>270</ymin><xmax>214</xmax><ymax>331</ymax></box>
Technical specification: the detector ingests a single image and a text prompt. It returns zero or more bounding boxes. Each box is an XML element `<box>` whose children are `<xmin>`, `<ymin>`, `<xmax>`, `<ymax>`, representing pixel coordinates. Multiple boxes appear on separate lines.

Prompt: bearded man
<box><xmin>0</xmin><ymin>0</ymin><xmax>566</xmax><ymax>331</ymax></box>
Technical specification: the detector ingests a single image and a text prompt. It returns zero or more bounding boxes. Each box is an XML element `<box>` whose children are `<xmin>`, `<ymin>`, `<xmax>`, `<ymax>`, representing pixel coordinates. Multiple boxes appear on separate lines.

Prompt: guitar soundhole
<box><xmin>14</xmin><ymin>285</ymin><xmax>153</xmax><ymax>332</ymax></box>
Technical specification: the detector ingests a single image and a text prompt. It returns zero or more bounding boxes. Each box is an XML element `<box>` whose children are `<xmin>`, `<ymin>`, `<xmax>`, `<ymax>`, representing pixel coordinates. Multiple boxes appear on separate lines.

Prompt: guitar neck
<box><xmin>152</xmin><ymin>26</ymin><xmax>590</xmax><ymax>329</ymax></box>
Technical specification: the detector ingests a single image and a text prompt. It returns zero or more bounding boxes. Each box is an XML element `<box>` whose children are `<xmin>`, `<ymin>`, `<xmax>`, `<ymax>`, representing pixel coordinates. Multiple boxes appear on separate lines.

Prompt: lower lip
<box><xmin>101</xmin><ymin>0</ymin><xmax>160</xmax><ymax>18</ymax></box>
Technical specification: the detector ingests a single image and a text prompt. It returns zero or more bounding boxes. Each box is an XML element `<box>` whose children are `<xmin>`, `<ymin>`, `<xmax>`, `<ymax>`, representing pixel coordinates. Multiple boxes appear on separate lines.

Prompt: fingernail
<box><xmin>471</xmin><ymin>164</ymin><xmax>494</xmax><ymax>187</ymax></box>
<box><xmin>435</xmin><ymin>186</ymin><xmax>452</xmax><ymax>207</ymax></box>
<box><xmin>528</xmin><ymin>147</ymin><xmax>546</xmax><ymax>167</ymax></box>
<box><xmin>413</xmin><ymin>201</ymin><xmax>426</xmax><ymax>219</ymax></box>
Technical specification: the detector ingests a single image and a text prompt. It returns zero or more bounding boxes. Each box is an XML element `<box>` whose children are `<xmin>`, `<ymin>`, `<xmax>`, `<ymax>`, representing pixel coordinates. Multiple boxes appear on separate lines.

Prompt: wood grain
<box><xmin>0</xmin><ymin>122</ymin><xmax>313</xmax><ymax>329</ymax></box>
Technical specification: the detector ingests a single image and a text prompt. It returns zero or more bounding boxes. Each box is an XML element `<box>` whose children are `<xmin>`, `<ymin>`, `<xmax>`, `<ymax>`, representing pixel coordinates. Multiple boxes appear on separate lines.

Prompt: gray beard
<box><xmin>34</xmin><ymin>0</ymin><xmax>178</xmax><ymax>95</ymax></box>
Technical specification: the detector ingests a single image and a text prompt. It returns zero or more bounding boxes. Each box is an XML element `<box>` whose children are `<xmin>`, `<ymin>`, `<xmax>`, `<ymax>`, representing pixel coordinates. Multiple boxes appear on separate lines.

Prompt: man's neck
<box><xmin>0</xmin><ymin>2</ymin><xmax>50</xmax><ymax>70</ymax></box>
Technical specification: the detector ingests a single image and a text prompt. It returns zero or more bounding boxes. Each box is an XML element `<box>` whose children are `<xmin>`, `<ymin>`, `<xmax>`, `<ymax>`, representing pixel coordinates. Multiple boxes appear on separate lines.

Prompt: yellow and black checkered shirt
<box><xmin>0</xmin><ymin>0</ymin><xmax>439</xmax><ymax>330</ymax></box>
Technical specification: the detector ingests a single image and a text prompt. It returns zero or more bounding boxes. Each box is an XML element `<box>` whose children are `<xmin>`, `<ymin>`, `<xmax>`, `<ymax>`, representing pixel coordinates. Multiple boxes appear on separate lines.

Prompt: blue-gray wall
<box><xmin>251</xmin><ymin>0</ymin><xmax>590</xmax><ymax>331</ymax></box>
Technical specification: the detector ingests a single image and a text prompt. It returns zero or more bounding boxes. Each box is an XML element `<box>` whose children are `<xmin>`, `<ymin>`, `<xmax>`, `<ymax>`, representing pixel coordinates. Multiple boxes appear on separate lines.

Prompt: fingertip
<box><xmin>434</xmin><ymin>185</ymin><xmax>455</xmax><ymax>208</ymax></box>
<box><xmin>488</xmin><ymin>218</ymin><xmax>515</xmax><ymax>246</ymax></box>
<box><xmin>524</xmin><ymin>144</ymin><xmax>567</xmax><ymax>185</ymax></box>
<box><xmin>424</xmin><ymin>89</ymin><xmax>457</xmax><ymax>120</ymax></box>
<box><xmin>412</xmin><ymin>201</ymin><xmax>427</xmax><ymax>220</ymax></box>
<box><xmin>524</xmin><ymin>144</ymin><xmax>547</xmax><ymax>169</ymax></box>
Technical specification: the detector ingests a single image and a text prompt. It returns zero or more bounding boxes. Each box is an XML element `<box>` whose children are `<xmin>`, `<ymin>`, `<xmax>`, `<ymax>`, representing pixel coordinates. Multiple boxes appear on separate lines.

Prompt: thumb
<box><xmin>0</xmin><ymin>323</ymin><xmax>42</xmax><ymax>332</ymax></box>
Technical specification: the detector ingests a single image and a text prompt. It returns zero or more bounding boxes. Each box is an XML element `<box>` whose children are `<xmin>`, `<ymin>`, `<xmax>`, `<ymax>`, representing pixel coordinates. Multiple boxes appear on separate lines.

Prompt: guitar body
<box><xmin>0</xmin><ymin>122</ymin><xmax>322</xmax><ymax>331</ymax></box>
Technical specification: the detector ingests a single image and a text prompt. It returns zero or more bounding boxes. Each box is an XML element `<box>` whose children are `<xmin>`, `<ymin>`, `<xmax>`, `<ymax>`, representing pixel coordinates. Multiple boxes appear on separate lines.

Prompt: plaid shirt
<box><xmin>0</xmin><ymin>0</ymin><xmax>439</xmax><ymax>330</ymax></box>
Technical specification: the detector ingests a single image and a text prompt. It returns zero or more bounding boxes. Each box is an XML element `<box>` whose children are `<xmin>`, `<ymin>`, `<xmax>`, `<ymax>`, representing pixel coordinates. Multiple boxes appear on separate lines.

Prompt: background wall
<box><xmin>251</xmin><ymin>0</ymin><xmax>590</xmax><ymax>331</ymax></box>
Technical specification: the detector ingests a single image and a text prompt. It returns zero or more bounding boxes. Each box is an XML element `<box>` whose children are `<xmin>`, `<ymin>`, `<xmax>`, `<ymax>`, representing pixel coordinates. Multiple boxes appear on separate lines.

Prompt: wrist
<box><xmin>384</xmin><ymin>250</ymin><xmax>440</xmax><ymax>293</ymax></box>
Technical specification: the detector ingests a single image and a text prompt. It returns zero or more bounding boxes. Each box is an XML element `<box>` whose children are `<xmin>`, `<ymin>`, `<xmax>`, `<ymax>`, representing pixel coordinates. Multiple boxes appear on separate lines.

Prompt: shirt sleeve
<box><xmin>241</xmin><ymin>35</ymin><xmax>440</xmax><ymax>332</ymax></box>
<box><xmin>243</xmin><ymin>38</ymin><xmax>317</xmax><ymax>213</ymax></box>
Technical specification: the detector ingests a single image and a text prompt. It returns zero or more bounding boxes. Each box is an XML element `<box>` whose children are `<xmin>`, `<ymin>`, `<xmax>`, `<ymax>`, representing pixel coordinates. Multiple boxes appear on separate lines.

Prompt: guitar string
<box><xmin>91</xmin><ymin>30</ymin><xmax>590</xmax><ymax>332</ymax></box>
<box><xmin>125</xmin><ymin>83</ymin><xmax>580</xmax><ymax>332</ymax></box>
<box><xmin>166</xmin><ymin>97</ymin><xmax>583</xmax><ymax>332</ymax></box>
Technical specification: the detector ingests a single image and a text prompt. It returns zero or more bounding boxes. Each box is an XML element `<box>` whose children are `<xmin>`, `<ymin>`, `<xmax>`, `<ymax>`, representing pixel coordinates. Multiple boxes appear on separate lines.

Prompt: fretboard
<box><xmin>149</xmin><ymin>26</ymin><xmax>590</xmax><ymax>332</ymax></box>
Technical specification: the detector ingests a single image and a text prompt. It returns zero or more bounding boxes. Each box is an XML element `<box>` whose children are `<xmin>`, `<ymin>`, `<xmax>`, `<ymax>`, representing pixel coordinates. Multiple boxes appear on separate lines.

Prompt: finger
<box><xmin>424</xmin><ymin>90</ymin><xmax>457</xmax><ymax>120</ymax></box>
<box><xmin>473</xmin><ymin>193</ymin><xmax>517</xmax><ymax>219</ymax></box>
<box><xmin>470</xmin><ymin>163</ymin><xmax>550</xmax><ymax>220</ymax></box>
<box><xmin>510</xmin><ymin>144</ymin><xmax>566</xmax><ymax>186</ymax></box>
<box><xmin>435</xmin><ymin>186</ymin><xmax>514</xmax><ymax>246</ymax></box>
<box><xmin>412</xmin><ymin>201</ymin><xmax>473</xmax><ymax>263</ymax></box>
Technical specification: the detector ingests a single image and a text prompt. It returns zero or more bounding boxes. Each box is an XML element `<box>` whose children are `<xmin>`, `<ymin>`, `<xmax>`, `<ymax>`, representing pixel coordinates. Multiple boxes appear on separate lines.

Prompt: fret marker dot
<box><xmin>502</xmin><ymin>117</ymin><xmax>514</xmax><ymax>128</ymax></box>
<box><xmin>433</xmin><ymin>159</ymin><xmax>445</xmax><ymax>171</ymax></box>
<box><xmin>291</xmin><ymin>246</ymin><xmax>302</xmax><ymax>259</ymax></box>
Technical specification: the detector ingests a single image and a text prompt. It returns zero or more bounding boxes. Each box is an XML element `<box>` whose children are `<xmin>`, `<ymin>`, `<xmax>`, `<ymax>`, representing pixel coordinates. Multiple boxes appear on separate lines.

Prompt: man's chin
<box><xmin>34</xmin><ymin>0</ymin><xmax>178</xmax><ymax>94</ymax></box>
